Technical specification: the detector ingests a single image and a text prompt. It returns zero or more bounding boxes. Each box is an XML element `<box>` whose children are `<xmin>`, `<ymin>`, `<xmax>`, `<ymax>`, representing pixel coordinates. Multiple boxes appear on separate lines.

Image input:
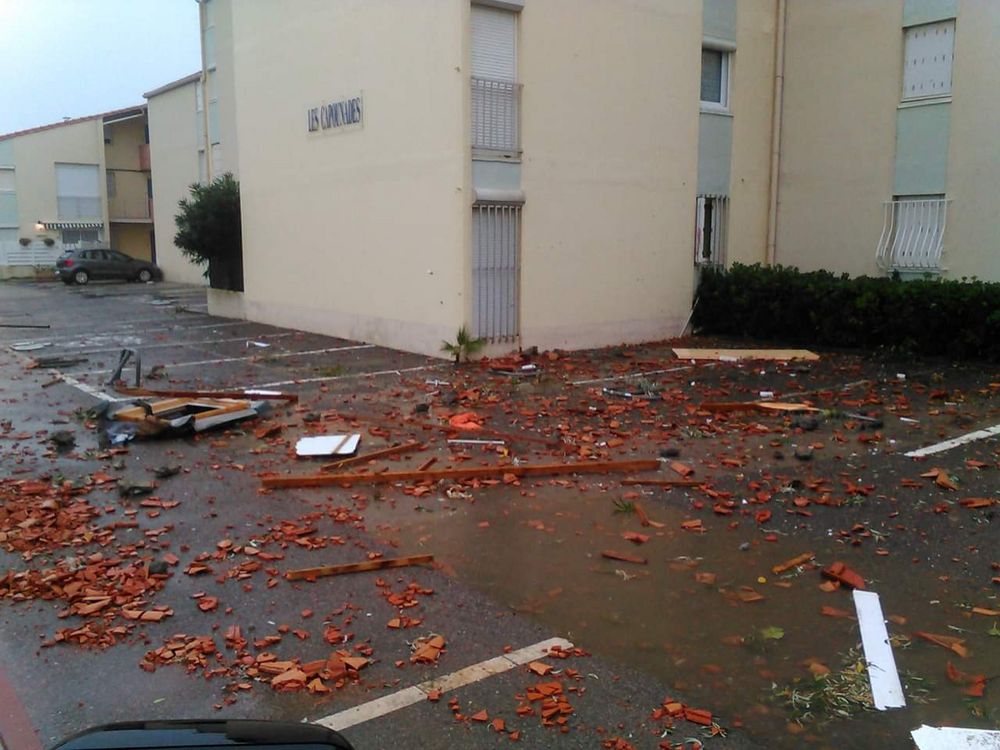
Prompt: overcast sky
<box><xmin>0</xmin><ymin>0</ymin><xmax>201</xmax><ymax>135</ymax></box>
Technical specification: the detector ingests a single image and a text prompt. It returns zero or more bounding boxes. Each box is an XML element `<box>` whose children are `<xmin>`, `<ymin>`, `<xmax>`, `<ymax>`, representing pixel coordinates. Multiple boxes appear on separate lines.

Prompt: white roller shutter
<box><xmin>56</xmin><ymin>163</ymin><xmax>101</xmax><ymax>219</ymax></box>
<box><xmin>472</xmin><ymin>5</ymin><xmax>516</xmax><ymax>81</ymax></box>
<box><xmin>902</xmin><ymin>20</ymin><xmax>954</xmax><ymax>100</ymax></box>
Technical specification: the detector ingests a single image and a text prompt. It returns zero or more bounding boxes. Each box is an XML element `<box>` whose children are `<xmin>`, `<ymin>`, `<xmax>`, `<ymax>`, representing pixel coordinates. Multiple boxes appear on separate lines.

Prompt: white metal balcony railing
<box><xmin>876</xmin><ymin>197</ymin><xmax>949</xmax><ymax>272</ymax></box>
<box><xmin>471</xmin><ymin>76</ymin><xmax>521</xmax><ymax>154</ymax></box>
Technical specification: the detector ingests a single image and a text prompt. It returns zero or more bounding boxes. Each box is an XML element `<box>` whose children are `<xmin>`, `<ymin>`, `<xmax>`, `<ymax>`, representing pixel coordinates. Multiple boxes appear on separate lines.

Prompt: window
<box><xmin>902</xmin><ymin>20</ymin><xmax>955</xmax><ymax>101</ymax></box>
<box><xmin>694</xmin><ymin>195</ymin><xmax>728</xmax><ymax>266</ymax></box>
<box><xmin>56</xmin><ymin>163</ymin><xmax>101</xmax><ymax>219</ymax></box>
<box><xmin>471</xmin><ymin>4</ymin><xmax>520</xmax><ymax>154</ymax></box>
<box><xmin>62</xmin><ymin>229</ymin><xmax>100</xmax><ymax>247</ymax></box>
<box><xmin>700</xmin><ymin>48</ymin><xmax>730</xmax><ymax>111</ymax></box>
<box><xmin>0</xmin><ymin>167</ymin><xmax>16</xmax><ymax>229</ymax></box>
<box><xmin>472</xmin><ymin>203</ymin><xmax>521</xmax><ymax>342</ymax></box>
<box><xmin>103</xmin><ymin>125</ymin><xmax>112</xmax><ymax>145</ymax></box>
<box><xmin>876</xmin><ymin>194</ymin><xmax>948</xmax><ymax>271</ymax></box>
<box><xmin>106</xmin><ymin>171</ymin><xmax>117</xmax><ymax>199</ymax></box>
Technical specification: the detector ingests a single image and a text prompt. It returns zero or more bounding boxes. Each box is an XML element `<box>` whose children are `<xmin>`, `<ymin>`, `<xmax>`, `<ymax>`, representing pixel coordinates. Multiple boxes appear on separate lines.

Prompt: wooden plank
<box><xmin>771</xmin><ymin>552</ymin><xmax>815</xmax><ymax>575</ymax></box>
<box><xmin>115</xmin><ymin>386</ymin><xmax>298</xmax><ymax>403</ymax></box>
<box><xmin>193</xmin><ymin>401</ymin><xmax>253</xmax><ymax>422</ymax></box>
<box><xmin>263</xmin><ymin>458</ymin><xmax>661</xmax><ymax>489</ymax></box>
<box><xmin>700</xmin><ymin>401</ymin><xmax>820</xmax><ymax>414</ymax></box>
<box><xmin>285</xmin><ymin>554</ymin><xmax>434</xmax><ymax>581</ymax></box>
<box><xmin>620</xmin><ymin>478</ymin><xmax>703</xmax><ymax>487</ymax></box>
<box><xmin>673</xmin><ymin>348</ymin><xmax>819</xmax><ymax>361</ymax></box>
<box><xmin>328</xmin><ymin>409</ymin><xmax>563</xmax><ymax>449</ymax></box>
<box><xmin>853</xmin><ymin>590</ymin><xmax>906</xmax><ymax>710</ymax></box>
<box><xmin>321</xmin><ymin>442</ymin><xmax>424</xmax><ymax>472</ymax></box>
<box><xmin>601</xmin><ymin>550</ymin><xmax>647</xmax><ymax>565</ymax></box>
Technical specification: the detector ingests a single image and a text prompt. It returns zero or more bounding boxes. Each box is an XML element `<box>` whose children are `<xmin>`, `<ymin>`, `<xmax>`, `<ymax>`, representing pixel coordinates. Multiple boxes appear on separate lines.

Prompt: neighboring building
<box><xmin>144</xmin><ymin>0</ymin><xmax>238</xmax><ymax>287</ymax></box>
<box><xmin>139</xmin><ymin>0</ymin><xmax>999</xmax><ymax>357</ymax></box>
<box><xmin>0</xmin><ymin>106</ymin><xmax>154</xmax><ymax>279</ymax></box>
<box><xmin>776</xmin><ymin>0</ymin><xmax>1000</xmax><ymax>281</ymax></box>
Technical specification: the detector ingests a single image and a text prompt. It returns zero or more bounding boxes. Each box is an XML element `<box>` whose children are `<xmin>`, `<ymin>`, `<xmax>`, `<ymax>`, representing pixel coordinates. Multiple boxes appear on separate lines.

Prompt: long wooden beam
<box><xmin>320</xmin><ymin>441</ymin><xmax>424</xmax><ymax>471</ymax></box>
<box><xmin>620</xmin><ymin>478</ymin><xmax>703</xmax><ymax>487</ymax></box>
<box><xmin>285</xmin><ymin>554</ymin><xmax>434</xmax><ymax>581</ymax></box>
<box><xmin>263</xmin><ymin>458</ymin><xmax>661</xmax><ymax>489</ymax></box>
<box><xmin>115</xmin><ymin>386</ymin><xmax>298</xmax><ymax>403</ymax></box>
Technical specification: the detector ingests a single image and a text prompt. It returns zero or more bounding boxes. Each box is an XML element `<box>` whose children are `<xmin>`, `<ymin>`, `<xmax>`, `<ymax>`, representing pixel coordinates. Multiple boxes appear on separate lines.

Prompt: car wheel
<box><xmin>73</xmin><ymin>269</ymin><xmax>89</xmax><ymax>285</ymax></box>
<box><xmin>137</xmin><ymin>268</ymin><xmax>153</xmax><ymax>283</ymax></box>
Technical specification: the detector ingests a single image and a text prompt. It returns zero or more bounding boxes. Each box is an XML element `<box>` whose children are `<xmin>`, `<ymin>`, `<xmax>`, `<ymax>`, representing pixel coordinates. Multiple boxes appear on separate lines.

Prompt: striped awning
<box><xmin>42</xmin><ymin>221</ymin><xmax>104</xmax><ymax>230</ymax></box>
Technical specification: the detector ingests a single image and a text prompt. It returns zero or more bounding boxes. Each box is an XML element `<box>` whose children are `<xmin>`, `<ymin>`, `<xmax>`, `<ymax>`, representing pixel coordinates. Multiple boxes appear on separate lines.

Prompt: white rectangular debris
<box><xmin>853</xmin><ymin>589</ymin><xmax>906</xmax><ymax>710</ymax></box>
<box><xmin>911</xmin><ymin>725</ymin><xmax>1000</xmax><ymax>750</ymax></box>
<box><xmin>296</xmin><ymin>434</ymin><xmax>361</xmax><ymax>457</ymax></box>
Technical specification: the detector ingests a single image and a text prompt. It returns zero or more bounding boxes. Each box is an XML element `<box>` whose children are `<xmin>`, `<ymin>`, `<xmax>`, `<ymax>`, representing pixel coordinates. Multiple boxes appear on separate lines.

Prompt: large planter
<box><xmin>208</xmin><ymin>255</ymin><xmax>244</xmax><ymax>292</ymax></box>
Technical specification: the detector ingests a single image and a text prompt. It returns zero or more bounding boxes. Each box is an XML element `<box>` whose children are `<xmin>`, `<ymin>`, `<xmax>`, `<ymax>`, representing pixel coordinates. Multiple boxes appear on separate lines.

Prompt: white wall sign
<box><xmin>307</xmin><ymin>94</ymin><xmax>363</xmax><ymax>134</ymax></box>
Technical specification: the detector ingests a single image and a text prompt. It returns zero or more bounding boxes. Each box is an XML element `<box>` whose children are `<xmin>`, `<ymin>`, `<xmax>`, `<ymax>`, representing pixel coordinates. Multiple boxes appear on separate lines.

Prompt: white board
<box><xmin>911</xmin><ymin>725</ymin><xmax>1000</xmax><ymax>750</ymax></box>
<box><xmin>853</xmin><ymin>590</ymin><xmax>906</xmax><ymax>710</ymax></box>
<box><xmin>296</xmin><ymin>434</ymin><xmax>360</xmax><ymax>457</ymax></box>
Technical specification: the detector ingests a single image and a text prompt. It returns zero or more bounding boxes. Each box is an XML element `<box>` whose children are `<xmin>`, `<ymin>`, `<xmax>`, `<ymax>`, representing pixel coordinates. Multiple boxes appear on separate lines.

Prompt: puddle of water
<box><xmin>362</xmin><ymin>481</ymin><xmax>1000</xmax><ymax>749</ymax></box>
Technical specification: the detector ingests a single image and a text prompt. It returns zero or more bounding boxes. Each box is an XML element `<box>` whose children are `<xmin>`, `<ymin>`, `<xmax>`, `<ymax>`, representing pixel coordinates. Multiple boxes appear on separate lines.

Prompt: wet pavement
<box><xmin>1</xmin><ymin>279</ymin><xmax>998</xmax><ymax>750</ymax></box>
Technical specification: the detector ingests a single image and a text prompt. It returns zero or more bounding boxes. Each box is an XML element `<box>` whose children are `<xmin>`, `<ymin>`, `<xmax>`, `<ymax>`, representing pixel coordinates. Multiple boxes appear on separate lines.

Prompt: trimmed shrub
<box><xmin>694</xmin><ymin>264</ymin><xmax>1000</xmax><ymax>361</ymax></box>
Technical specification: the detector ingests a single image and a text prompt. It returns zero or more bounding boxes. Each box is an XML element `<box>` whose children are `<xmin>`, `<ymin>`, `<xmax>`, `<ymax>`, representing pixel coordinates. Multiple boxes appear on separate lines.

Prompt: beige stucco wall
<box><xmin>943</xmin><ymin>2</ymin><xmax>1000</xmax><ymax>281</ymax></box>
<box><xmin>7</xmin><ymin>119</ymin><xmax>106</xmax><ymax>241</ymax></box>
<box><xmin>104</xmin><ymin>116</ymin><xmax>145</xmax><ymax>171</ymax></box>
<box><xmin>516</xmin><ymin>0</ymin><xmax>701</xmax><ymax>350</ymax></box>
<box><xmin>210</xmin><ymin>0</ymin><xmax>239</xmax><ymax>178</ymax></box>
<box><xmin>775</xmin><ymin>0</ymin><xmax>902</xmax><ymax>277</ymax></box>
<box><xmin>230</xmin><ymin>0</ymin><xmax>468</xmax><ymax>356</ymax></box>
<box><xmin>147</xmin><ymin>81</ymin><xmax>205</xmax><ymax>284</ymax></box>
<box><xmin>727</xmin><ymin>0</ymin><xmax>777</xmax><ymax>267</ymax></box>
<box><xmin>110</xmin><ymin>222</ymin><xmax>152</xmax><ymax>261</ymax></box>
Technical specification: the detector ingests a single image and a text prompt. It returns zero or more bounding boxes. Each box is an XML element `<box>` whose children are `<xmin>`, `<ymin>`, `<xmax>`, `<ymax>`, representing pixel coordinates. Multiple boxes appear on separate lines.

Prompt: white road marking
<box><xmin>52</xmin><ymin>372</ymin><xmax>132</xmax><ymax>403</ymax></box>
<box><xmin>76</xmin><ymin>344</ymin><xmax>377</xmax><ymax>375</ymax></box>
<box><xmin>853</xmin><ymin>590</ymin><xmax>905</xmax><ymax>710</ymax></box>
<box><xmin>247</xmin><ymin>364</ymin><xmax>442</xmax><ymax>389</ymax></box>
<box><xmin>0</xmin><ymin>318</ymin><xmax>249</xmax><ymax>345</ymax></box>
<box><xmin>314</xmin><ymin>637</ymin><xmax>573</xmax><ymax>732</ymax></box>
<box><xmin>904</xmin><ymin>424</ymin><xmax>1000</xmax><ymax>457</ymax></box>
<box><xmin>42</xmin><ymin>331</ymin><xmax>296</xmax><ymax>356</ymax></box>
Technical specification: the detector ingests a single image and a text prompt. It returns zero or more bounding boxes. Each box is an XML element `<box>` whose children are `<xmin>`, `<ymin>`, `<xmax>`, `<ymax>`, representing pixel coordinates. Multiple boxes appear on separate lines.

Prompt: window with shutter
<box><xmin>902</xmin><ymin>20</ymin><xmax>955</xmax><ymax>101</ymax></box>
<box><xmin>471</xmin><ymin>6</ymin><xmax>516</xmax><ymax>82</ymax></box>
<box><xmin>56</xmin><ymin>164</ymin><xmax>101</xmax><ymax>219</ymax></box>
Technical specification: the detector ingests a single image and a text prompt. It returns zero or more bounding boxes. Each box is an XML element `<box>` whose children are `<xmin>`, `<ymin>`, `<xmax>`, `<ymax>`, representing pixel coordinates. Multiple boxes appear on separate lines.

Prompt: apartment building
<box><xmin>0</xmin><ymin>106</ymin><xmax>154</xmax><ymax>278</ymax></box>
<box><xmin>776</xmin><ymin>0</ymin><xmax>999</xmax><ymax>281</ymax></box>
<box><xmin>142</xmin><ymin>0</ymin><xmax>999</xmax><ymax>357</ymax></box>
<box><xmin>144</xmin><ymin>0</ymin><xmax>238</xmax><ymax>287</ymax></box>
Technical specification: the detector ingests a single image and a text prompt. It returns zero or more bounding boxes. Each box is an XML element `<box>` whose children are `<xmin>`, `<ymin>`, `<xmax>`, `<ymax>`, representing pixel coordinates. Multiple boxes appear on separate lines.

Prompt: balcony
<box><xmin>471</xmin><ymin>76</ymin><xmax>521</xmax><ymax>157</ymax></box>
<box><xmin>108</xmin><ymin>170</ymin><xmax>152</xmax><ymax>222</ymax></box>
<box><xmin>876</xmin><ymin>197</ymin><xmax>949</xmax><ymax>273</ymax></box>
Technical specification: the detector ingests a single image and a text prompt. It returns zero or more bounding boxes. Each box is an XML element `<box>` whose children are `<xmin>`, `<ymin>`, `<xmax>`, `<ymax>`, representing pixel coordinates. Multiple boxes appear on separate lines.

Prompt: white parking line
<box><xmin>77</xmin><ymin>344</ymin><xmax>377</xmax><ymax>375</ymax></box>
<box><xmin>904</xmin><ymin>424</ymin><xmax>1000</xmax><ymax>457</ymax></box>
<box><xmin>0</xmin><ymin>318</ymin><xmax>249</xmax><ymax>345</ymax></box>
<box><xmin>246</xmin><ymin>364</ymin><xmax>442</xmax><ymax>389</ymax></box>
<box><xmin>43</xmin><ymin>331</ymin><xmax>296</xmax><ymax>356</ymax></box>
<box><xmin>314</xmin><ymin>637</ymin><xmax>573</xmax><ymax>732</ymax></box>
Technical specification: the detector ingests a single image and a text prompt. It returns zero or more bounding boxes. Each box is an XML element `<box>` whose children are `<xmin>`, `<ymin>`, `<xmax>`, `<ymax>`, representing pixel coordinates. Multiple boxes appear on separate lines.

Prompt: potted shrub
<box><xmin>43</xmin><ymin>237</ymin><xmax>55</xmax><ymax>247</ymax></box>
<box><xmin>18</xmin><ymin>237</ymin><xmax>31</xmax><ymax>246</ymax></box>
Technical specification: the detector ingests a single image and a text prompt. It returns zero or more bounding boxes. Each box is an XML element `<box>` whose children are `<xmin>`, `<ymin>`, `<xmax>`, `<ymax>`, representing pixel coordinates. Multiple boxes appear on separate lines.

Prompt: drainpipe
<box><xmin>198</xmin><ymin>0</ymin><xmax>213</xmax><ymax>181</ymax></box>
<box><xmin>765</xmin><ymin>0</ymin><xmax>787</xmax><ymax>266</ymax></box>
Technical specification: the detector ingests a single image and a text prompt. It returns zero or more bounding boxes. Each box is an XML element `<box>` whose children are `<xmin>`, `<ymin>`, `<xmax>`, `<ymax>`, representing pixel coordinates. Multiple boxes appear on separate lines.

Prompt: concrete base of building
<box><xmin>239</xmin><ymin>297</ymin><xmax>456</xmax><ymax>360</ymax></box>
<box><xmin>207</xmin><ymin>288</ymin><xmax>247</xmax><ymax>320</ymax></box>
<box><xmin>0</xmin><ymin>266</ymin><xmax>55</xmax><ymax>281</ymax></box>
<box><xmin>521</xmin><ymin>314</ymin><xmax>688</xmax><ymax>354</ymax></box>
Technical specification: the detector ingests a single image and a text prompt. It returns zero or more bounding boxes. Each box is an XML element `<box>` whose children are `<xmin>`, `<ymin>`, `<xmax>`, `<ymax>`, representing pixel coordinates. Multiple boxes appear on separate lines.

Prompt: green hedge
<box><xmin>693</xmin><ymin>264</ymin><xmax>1000</xmax><ymax>360</ymax></box>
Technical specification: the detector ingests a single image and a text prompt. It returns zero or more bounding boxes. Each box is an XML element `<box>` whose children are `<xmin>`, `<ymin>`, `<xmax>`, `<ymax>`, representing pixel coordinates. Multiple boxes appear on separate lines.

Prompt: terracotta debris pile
<box><xmin>0</xmin><ymin>478</ymin><xmax>108</xmax><ymax>561</ymax></box>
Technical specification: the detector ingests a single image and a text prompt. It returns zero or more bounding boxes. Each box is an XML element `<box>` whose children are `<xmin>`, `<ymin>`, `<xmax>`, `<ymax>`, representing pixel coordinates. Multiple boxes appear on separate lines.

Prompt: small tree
<box><xmin>174</xmin><ymin>173</ymin><xmax>244</xmax><ymax>291</ymax></box>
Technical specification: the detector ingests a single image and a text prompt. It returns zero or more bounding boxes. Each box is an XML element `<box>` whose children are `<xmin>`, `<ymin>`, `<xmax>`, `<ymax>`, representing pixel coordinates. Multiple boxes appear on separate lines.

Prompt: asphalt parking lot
<box><xmin>1</xmin><ymin>279</ymin><xmax>998</xmax><ymax>750</ymax></box>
